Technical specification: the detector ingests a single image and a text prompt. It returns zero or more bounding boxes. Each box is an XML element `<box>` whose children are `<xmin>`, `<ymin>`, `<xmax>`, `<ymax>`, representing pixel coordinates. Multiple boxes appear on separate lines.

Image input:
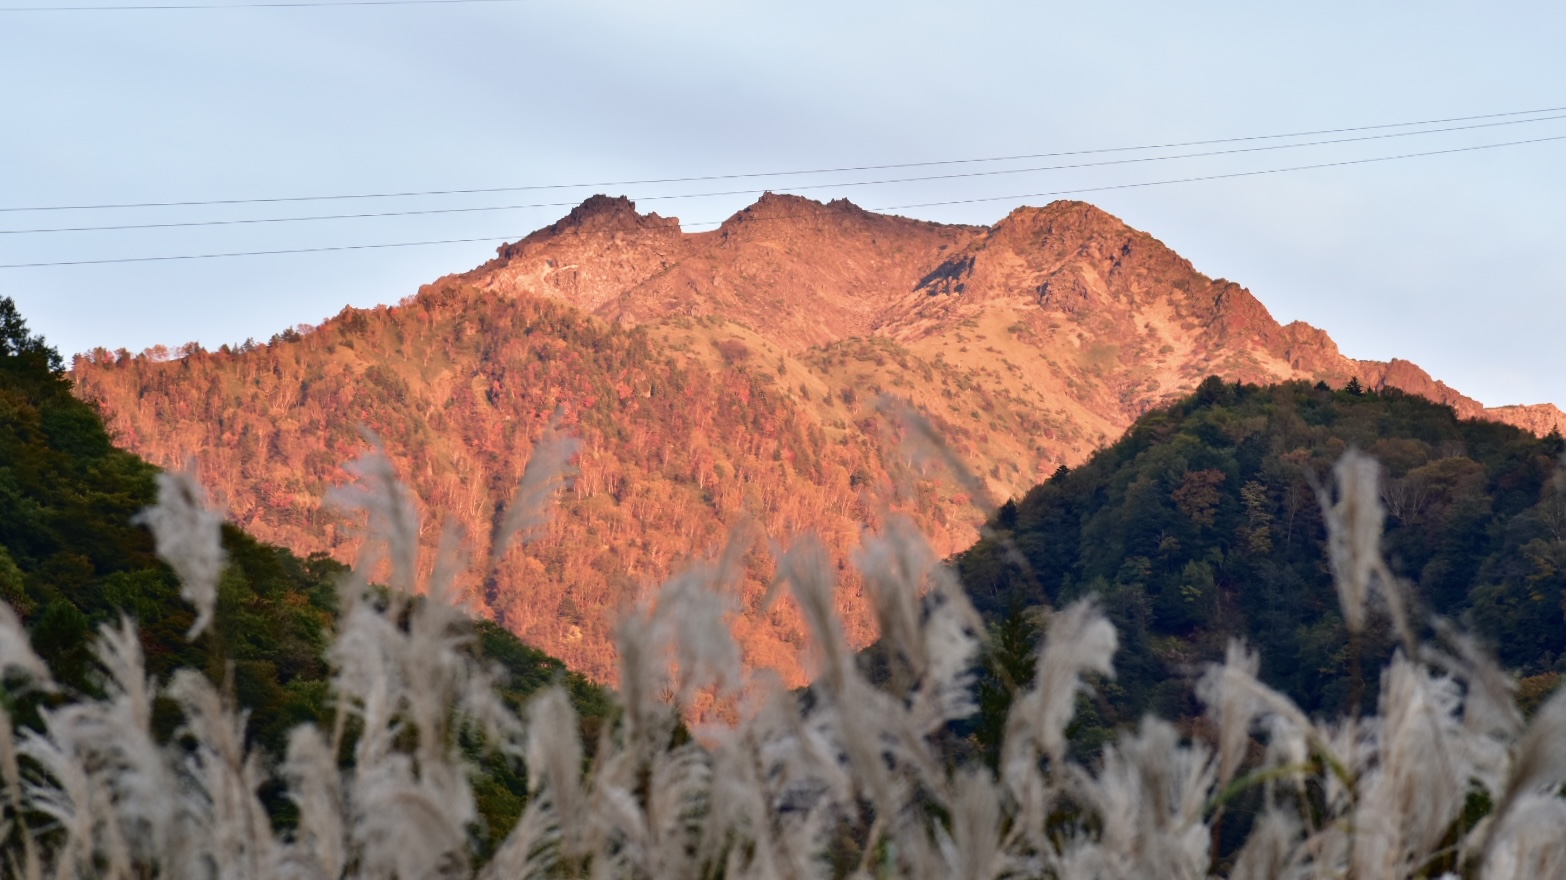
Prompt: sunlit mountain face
<box><xmin>72</xmin><ymin>195</ymin><xmax>1564</xmax><ymax>683</ymax></box>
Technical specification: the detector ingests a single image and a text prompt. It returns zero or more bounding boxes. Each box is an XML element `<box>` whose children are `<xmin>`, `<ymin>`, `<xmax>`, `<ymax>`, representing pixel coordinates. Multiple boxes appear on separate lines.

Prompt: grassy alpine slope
<box><xmin>5</xmin><ymin>299</ymin><xmax>1566</xmax><ymax>877</ymax></box>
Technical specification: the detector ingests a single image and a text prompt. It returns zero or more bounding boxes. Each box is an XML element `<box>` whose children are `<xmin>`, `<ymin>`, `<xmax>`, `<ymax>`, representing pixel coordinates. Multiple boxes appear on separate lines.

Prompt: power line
<box><xmin>5</xmin><ymin>104</ymin><xmax>1565</xmax><ymax>214</ymax></box>
<box><xmin>0</xmin><ymin>0</ymin><xmax>526</xmax><ymax>11</ymax></box>
<box><xmin>4</xmin><ymin>132</ymin><xmax>1560</xmax><ymax>270</ymax></box>
<box><xmin>5</xmin><ymin>112</ymin><xmax>1563</xmax><ymax>236</ymax></box>
<box><xmin>878</xmin><ymin>133</ymin><xmax>1566</xmax><ymax>211</ymax></box>
<box><xmin>0</xmin><ymin>235</ymin><xmax>507</xmax><ymax>268</ymax></box>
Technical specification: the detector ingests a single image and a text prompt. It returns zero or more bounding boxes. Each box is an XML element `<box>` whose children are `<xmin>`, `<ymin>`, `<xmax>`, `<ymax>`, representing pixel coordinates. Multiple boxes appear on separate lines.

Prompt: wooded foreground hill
<box><xmin>72</xmin><ymin>196</ymin><xmax>1565</xmax><ymax>683</ymax></box>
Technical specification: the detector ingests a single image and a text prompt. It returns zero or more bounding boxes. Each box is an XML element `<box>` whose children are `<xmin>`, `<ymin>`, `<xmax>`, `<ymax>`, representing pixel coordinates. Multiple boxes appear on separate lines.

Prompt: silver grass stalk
<box><xmin>1319</xmin><ymin>449</ymin><xmax>1417</xmax><ymax>652</ymax></box>
<box><xmin>1319</xmin><ymin>448</ymin><xmax>1382</xmax><ymax>635</ymax></box>
<box><xmin>328</xmin><ymin>440</ymin><xmax>421</xmax><ymax>593</ymax></box>
<box><xmin>0</xmin><ymin>602</ymin><xmax>52</xmax><ymax>689</ymax></box>
<box><xmin>278</xmin><ymin>725</ymin><xmax>346</xmax><ymax>880</ymax></box>
<box><xmin>489</xmin><ymin>426</ymin><xmax>581</xmax><ymax>568</ymax></box>
<box><xmin>1196</xmin><ymin>640</ymin><xmax>1263</xmax><ymax>794</ymax></box>
<box><xmin>8</xmin><ymin>426</ymin><xmax>1566</xmax><ymax>880</ymax></box>
<box><xmin>855</xmin><ymin>514</ymin><xmax>983</xmax><ymax>727</ymax></box>
<box><xmin>1481</xmin><ymin>683</ymin><xmax>1566</xmax><ymax>868</ymax></box>
<box><xmin>1228</xmin><ymin>810</ymin><xmax>1305</xmax><ymax>880</ymax></box>
<box><xmin>1004</xmin><ymin>598</ymin><xmax>1117</xmax><ymax>773</ymax></box>
<box><xmin>165</xmin><ymin>669</ymin><xmax>278</xmax><ymax>880</ymax></box>
<box><xmin>1353</xmin><ymin>655</ymin><xmax>1469</xmax><ymax>878</ymax></box>
<box><xmin>133</xmin><ymin>465</ymin><xmax>225</xmax><ymax>639</ymax></box>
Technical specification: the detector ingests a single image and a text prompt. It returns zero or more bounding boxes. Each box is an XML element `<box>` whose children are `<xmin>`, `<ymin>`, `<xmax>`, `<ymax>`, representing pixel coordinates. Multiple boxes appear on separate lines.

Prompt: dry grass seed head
<box><xmin>133</xmin><ymin>464</ymin><xmax>225</xmax><ymax>639</ymax></box>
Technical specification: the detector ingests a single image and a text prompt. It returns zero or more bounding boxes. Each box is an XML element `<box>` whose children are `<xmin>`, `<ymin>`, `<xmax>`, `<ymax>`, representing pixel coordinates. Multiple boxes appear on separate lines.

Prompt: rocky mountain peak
<box><xmin>72</xmin><ymin>196</ymin><xmax>1563</xmax><ymax>685</ymax></box>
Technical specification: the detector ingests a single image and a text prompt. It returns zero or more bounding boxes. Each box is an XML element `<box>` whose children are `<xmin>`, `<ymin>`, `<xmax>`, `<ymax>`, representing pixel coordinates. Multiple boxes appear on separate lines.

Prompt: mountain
<box><xmin>71</xmin><ymin>195</ymin><xmax>1564</xmax><ymax>683</ymax></box>
<box><xmin>960</xmin><ymin>378</ymin><xmax>1566</xmax><ymax>742</ymax></box>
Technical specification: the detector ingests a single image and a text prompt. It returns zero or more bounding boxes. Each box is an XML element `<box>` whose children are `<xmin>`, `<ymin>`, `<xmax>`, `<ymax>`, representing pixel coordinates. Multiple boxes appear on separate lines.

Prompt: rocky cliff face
<box><xmin>72</xmin><ymin>195</ymin><xmax>1561</xmax><ymax>683</ymax></box>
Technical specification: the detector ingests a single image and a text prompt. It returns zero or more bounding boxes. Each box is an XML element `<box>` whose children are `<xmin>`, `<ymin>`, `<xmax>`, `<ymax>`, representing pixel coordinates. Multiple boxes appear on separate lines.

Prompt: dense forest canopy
<box><xmin>961</xmin><ymin>376</ymin><xmax>1566</xmax><ymax>729</ymax></box>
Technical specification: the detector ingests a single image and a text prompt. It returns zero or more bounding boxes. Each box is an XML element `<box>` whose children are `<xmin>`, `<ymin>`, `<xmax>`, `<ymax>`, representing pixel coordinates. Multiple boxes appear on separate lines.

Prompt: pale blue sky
<box><xmin>3</xmin><ymin>1</ymin><xmax>1563</xmax><ymax>406</ymax></box>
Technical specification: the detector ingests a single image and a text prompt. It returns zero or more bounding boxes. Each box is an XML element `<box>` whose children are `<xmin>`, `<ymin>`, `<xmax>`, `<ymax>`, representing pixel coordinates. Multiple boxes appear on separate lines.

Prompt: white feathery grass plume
<box><xmin>477</xmin><ymin>793</ymin><xmax>560</xmax><ymax>880</ymax></box>
<box><xmin>327</xmin><ymin>578</ymin><xmax>403</xmax><ymax>760</ymax></box>
<box><xmin>916</xmin><ymin>582</ymin><xmax>985</xmax><ymax>728</ymax></box>
<box><xmin>697</xmin><ymin>719</ymin><xmax>781</xmax><ymax>879</ymax></box>
<box><xmin>1071</xmin><ymin>717</ymin><xmax>1214</xmax><ymax>880</ymax></box>
<box><xmin>609</xmin><ymin>528</ymin><xmax>748</xmax><ymax>759</ymax></box>
<box><xmin>1003</xmin><ymin>598</ymin><xmax>1117</xmax><ymax>773</ymax></box>
<box><xmin>612</xmin><ymin>599</ymin><xmax>674</xmax><ymax>755</ymax></box>
<box><xmin>165</xmin><ymin>669</ymin><xmax>277</xmax><ymax>880</ymax></box>
<box><xmin>275</xmin><ymin>754</ymin><xmax>343</xmax><ymax>880</ymax></box>
<box><xmin>489</xmin><ymin>425</ymin><xmax>580</xmax><ymax>567</ymax></box>
<box><xmin>7</xmin><ymin>619</ymin><xmax>186</xmax><ymax>877</ymax></box>
<box><xmin>16</xmin><ymin>719</ymin><xmax>98</xmax><ymax>879</ymax></box>
<box><xmin>1352</xmin><ymin>655</ymin><xmax>1469</xmax><ymax>878</ymax></box>
<box><xmin>855</xmin><ymin>514</ymin><xmax>934</xmax><ymax>696</ymax></box>
<box><xmin>772</xmin><ymin>536</ymin><xmax>851</xmax><ymax>695</ymax></box>
<box><xmin>1480</xmin><ymin>682</ymin><xmax>1566</xmax><ymax>869</ymax></box>
<box><xmin>352</xmin><ymin>751</ymin><xmax>475</xmax><ymax>880</ymax></box>
<box><xmin>1480</xmin><ymin>793</ymin><xmax>1566</xmax><ymax>880</ymax></box>
<box><xmin>277</xmin><ymin>725</ymin><xmax>345</xmax><ymax>880</ymax></box>
<box><xmin>1196</xmin><ymin>640</ymin><xmax>1263</xmax><ymax>793</ymax></box>
<box><xmin>133</xmin><ymin>463</ymin><xmax>225</xmax><ymax>639</ymax></box>
<box><xmin>1423</xmin><ymin>620</ymin><xmax>1521</xmax><ymax>796</ymax></box>
<box><xmin>645</xmin><ymin>742</ymin><xmax>713</xmax><ymax>877</ymax></box>
<box><xmin>0</xmin><ymin>708</ymin><xmax>23</xmax><ymax>839</ymax></box>
<box><xmin>69</xmin><ymin>619</ymin><xmax>182</xmax><ymax>864</ymax></box>
<box><xmin>649</xmin><ymin>529</ymin><xmax>747</xmax><ymax>710</ymax></box>
<box><xmin>855</xmin><ymin>514</ymin><xmax>984</xmax><ymax>728</ymax></box>
<box><xmin>0</xmin><ymin>605</ymin><xmax>48</xmax><ymax>875</ymax></box>
<box><xmin>1319</xmin><ymin>448</ymin><xmax>1382</xmax><ymax>635</ymax></box>
<box><xmin>1228</xmin><ymin>809</ymin><xmax>1305</xmax><ymax>880</ymax></box>
<box><xmin>934</xmin><ymin>769</ymin><xmax>1011</xmax><ymax>880</ymax></box>
<box><xmin>328</xmin><ymin>438</ymin><xmax>421</xmax><ymax>593</ymax></box>
<box><xmin>773</xmin><ymin>536</ymin><xmax>903</xmax><ymax>794</ymax></box>
<box><xmin>704</xmin><ymin>676</ymin><xmax>850</xmax><ymax>880</ymax></box>
<box><xmin>1318</xmin><ymin>449</ymin><xmax>1415</xmax><ymax>650</ymax></box>
<box><xmin>523</xmin><ymin>687</ymin><xmax>582</xmax><ymax>858</ymax></box>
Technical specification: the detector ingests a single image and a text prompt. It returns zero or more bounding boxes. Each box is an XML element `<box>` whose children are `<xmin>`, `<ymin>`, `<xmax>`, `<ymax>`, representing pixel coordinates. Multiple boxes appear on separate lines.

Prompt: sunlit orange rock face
<box><xmin>73</xmin><ymin>195</ymin><xmax>1564</xmax><ymax>683</ymax></box>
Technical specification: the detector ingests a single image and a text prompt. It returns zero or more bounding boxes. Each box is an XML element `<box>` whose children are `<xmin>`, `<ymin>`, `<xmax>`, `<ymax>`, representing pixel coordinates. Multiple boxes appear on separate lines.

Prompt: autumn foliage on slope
<box><xmin>73</xmin><ymin>285</ymin><xmax>974</xmax><ymax>683</ymax></box>
<box><xmin>73</xmin><ymin>196</ymin><xmax>1566</xmax><ymax>684</ymax></box>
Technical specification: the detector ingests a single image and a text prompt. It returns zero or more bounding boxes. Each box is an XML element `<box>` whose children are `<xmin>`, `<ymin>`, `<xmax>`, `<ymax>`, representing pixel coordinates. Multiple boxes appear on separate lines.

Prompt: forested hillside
<box><xmin>961</xmin><ymin>377</ymin><xmax>1566</xmax><ymax>733</ymax></box>
<box><xmin>0</xmin><ymin>298</ymin><xmax>608</xmax><ymax>845</ymax></box>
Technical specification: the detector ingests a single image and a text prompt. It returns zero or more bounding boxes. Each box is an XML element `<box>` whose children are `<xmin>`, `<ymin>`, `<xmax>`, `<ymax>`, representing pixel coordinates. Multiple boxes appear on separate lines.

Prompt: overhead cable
<box><xmin>4</xmin><ymin>104</ymin><xmax>1564</xmax><ymax>214</ymax></box>
<box><xmin>4</xmin><ymin>132</ymin><xmax>1561</xmax><ymax>270</ymax></box>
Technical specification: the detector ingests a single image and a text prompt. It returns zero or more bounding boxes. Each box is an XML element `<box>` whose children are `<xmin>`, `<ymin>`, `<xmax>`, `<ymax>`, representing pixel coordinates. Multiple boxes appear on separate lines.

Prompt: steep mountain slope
<box><xmin>72</xmin><ymin>195</ymin><xmax>1563</xmax><ymax>683</ymax></box>
<box><xmin>74</xmin><ymin>290</ymin><xmax>975</xmax><ymax>682</ymax></box>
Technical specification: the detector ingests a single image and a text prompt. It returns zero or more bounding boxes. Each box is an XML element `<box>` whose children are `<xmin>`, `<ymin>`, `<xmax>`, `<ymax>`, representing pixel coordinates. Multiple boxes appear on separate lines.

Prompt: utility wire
<box><xmin>5</xmin><ymin>104</ymin><xmax>1565</xmax><ymax>214</ymax></box>
<box><xmin>4</xmin><ymin>112</ymin><xmax>1565</xmax><ymax>236</ymax></box>
<box><xmin>0</xmin><ymin>0</ymin><xmax>527</xmax><ymax>11</ymax></box>
<box><xmin>877</xmin><ymin>133</ymin><xmax>1566</xmax><ymax>211</ymax></box>
<box><xmin>4</xmin><ymin>132</ymin><xmax>1561</xmax><ymax>270</ymax></box>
